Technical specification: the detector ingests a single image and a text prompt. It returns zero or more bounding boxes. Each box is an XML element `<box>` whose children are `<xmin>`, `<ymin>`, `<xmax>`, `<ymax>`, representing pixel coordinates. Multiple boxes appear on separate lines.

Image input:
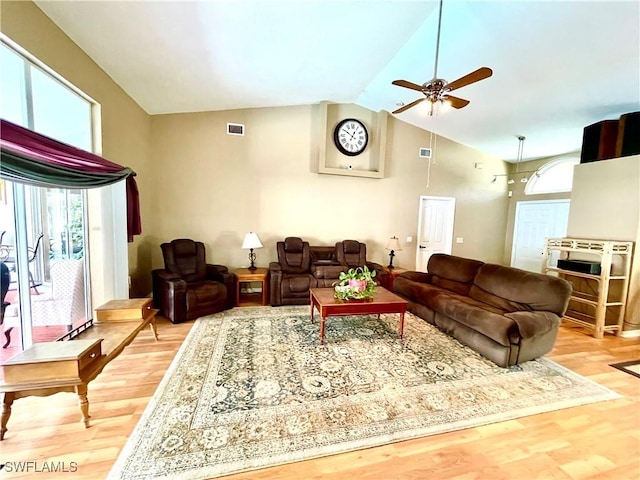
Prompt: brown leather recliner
<box><xmin>269</xmin><ymin>237</ymin><xmax>317</xmax><ymax>306</ymax></box>
<box><xmin>335</xmin><ymin>240</ymin><xmax>384</xmax><ymax>279</ymax></box>
<box><xmin>152</xmin><ymin>239</ymin><xmax>235</xmax><ymax>324</ymax></box>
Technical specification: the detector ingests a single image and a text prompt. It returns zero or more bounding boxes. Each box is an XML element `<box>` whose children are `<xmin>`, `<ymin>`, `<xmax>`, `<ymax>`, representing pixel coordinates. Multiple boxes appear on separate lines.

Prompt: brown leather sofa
<box><xmin>152</xmin><ymin>239</ymin><xmax>235</xmax><ymax>323</ymax></box>
<box><xmin>269</xmin><ymin>238</ymin><xmax>384</xmax><ymax>306</ymax></box>
<box><xmin>393</xmin><ymin>253</ymin><xmax>572</xmax><ymax>367</ymax></box>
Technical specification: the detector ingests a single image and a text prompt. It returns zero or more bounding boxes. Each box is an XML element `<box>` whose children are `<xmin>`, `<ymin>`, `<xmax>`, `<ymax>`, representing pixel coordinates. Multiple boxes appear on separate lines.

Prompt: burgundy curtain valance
<box><xmin>0</xmin><ymin>119</ymin><xmax>141</xmax><ymax>241</ymax></box>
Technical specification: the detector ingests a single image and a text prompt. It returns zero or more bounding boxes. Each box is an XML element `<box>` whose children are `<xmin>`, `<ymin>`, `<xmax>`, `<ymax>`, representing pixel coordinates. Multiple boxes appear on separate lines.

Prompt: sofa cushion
<box><xmin>279</xmin><ymin>237</ymin><xmax>311</xmax><ymax>274</ymax></box>
<box><xmin>437</xmin><ymin>297</ymin><xmax>519</xmax><ymax>346</ymax></box>
<box><xmin>283</xmin><ymin>275</ymin><xmax>316</xmax><ymax>295</ymax></box>
<box><xmin>310</xmin><ymin>246</ymin><xmax>336</xmax><ymax>263</ymax></box>
<box><xmin>431</xmin><ymin>291</ymin><xmax>507</xmax><ymax>316</ymax></box>
<box><xmin>336</xmin><ymin>240</ymin><xmax>367</xmax><ymax>267</ymax></box>
<box><xmin>397</xmin><ymin>271</ymin><xmax>431</xmax><ymax>283</ymax></box>
<box><xmin>398</xmin><ymin>281</ymin><xmax>456</xmax><ymax>309</ymax></box>
<box><xmin>427</xmin><ymin>254</ymin><xmax>484</xmax><ymax>295</ymax></box>
<box><xmin>469</xmin><ymin>285</ymin><xmax>530</xmax><ymax>313</ymax></box>
<box><xmin>185</xmin><ymin>281</ymin><xmax>227</xmax><ymax>312</ymax></box>
<box><xmin>312</xmin><ymin>264</ymin><xmax>345</xmax><ymax>280</ymax></box>
<box><xmin>505</xmin><ymin>311</ymin><xmax>561</xmax><ymax>340</ymax></box>
<box><xmin>473</xmin><ymin>264</ymin><xmax>572</xmax><ymax>316</ymax></box>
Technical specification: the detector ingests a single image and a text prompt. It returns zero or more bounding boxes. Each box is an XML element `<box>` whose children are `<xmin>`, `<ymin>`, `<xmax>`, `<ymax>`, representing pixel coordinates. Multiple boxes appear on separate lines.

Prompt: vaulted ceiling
<box><xmin>34</xmin><ymin>1</ymin><xmax>640</xmax><ymax>162</ymax></box>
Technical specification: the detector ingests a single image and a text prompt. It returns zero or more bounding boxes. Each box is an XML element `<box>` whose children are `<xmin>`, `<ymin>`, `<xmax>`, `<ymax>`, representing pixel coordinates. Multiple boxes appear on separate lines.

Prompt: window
<box><xmin>1</xmin><ymin>39</ymin><xmax>93</xmax><ymax>358</ymax></box>
<box><xmin>525</xmin><ymin>156</ymin><xmax>580</xmax><ymax>195</ymax></box>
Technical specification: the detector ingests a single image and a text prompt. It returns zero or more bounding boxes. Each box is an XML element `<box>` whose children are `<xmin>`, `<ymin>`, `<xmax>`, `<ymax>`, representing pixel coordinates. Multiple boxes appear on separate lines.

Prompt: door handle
<box><xmin>419</xmin><ymin>246</ymin><xmax>427</xmax><ymax>249</ymax></box>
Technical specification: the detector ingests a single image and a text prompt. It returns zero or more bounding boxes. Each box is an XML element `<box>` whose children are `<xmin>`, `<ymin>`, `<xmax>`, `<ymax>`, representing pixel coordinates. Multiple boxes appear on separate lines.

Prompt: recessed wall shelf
<box><xmin>314</xmin><ymin>101</ymin><xmax>388</xmax><ymax>179</ymax></box>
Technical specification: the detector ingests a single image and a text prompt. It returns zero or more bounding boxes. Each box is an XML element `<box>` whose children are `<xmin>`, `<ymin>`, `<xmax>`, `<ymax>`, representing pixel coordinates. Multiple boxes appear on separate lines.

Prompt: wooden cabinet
<box><xmin>235</xmin><ymin>268</ymin><xmax>269</xmax><ymax>306</ymax></box>
<box><xmin>542</xmin><ymin>238</ymin><xmax>633</xmax><ymax>338</ymax></box>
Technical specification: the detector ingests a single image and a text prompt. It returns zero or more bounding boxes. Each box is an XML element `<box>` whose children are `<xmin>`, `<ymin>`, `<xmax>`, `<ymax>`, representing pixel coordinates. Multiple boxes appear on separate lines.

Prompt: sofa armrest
<box><xmin>504</xmin><ymin>311</ymin><xmax>561</xmax><ymax>340</ymax></box>
<box><xmin>206</xmin><ymin>264</ymin><xmax>229</xmax><ymax>277</ymax></box>
<box><xmin>269</xmin><ymin>262</ymin><xmax>283</xmax><ymax>305</ymax></box>
<box><xmin>204</xmin><ymin>264</ymin><xmax>235</xmax><ymax>308</ymax></box>
<box><xmin>205</xmin><ymin>263</ymin><xmax>229</xmax><ymax>283</ymax></box>
<box><xmin>398</xmin><ymin>271</ymin><xmax>432</xmax><ymax>284</ymax></box>
<box><xmin>152</xmin><ymin>269</ymin><xmax>182</xmax><ymax>282</ymax></box>
<box><xmin>269</xmin><ymin>261</ymin><xmax>282</xmax><ymax>273</ymax></box>
<box><xmin>152</xmin><ymin>269</ymin><xmax>188</xmax><ymax>323</ymax></box>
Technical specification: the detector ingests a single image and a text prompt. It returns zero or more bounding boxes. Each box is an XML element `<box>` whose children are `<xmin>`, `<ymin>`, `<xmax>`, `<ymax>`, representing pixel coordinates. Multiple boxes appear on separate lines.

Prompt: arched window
<box><xmin>525</xmin><ymin>156</ymin><xmax>580</xmax><ymax>195</ymax></box>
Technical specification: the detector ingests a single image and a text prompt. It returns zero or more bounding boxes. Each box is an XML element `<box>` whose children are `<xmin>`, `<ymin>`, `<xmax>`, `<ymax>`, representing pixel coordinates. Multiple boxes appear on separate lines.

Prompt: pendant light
<box><xmin>515</xmin><ymin>135</ymin><xmax>526</xmax><ymax>183</ymax></box>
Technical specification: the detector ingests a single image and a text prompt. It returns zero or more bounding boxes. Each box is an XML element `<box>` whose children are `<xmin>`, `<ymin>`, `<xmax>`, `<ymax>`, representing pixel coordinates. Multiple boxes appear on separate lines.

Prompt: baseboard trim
<box><xmin>620</xmin><ymin>329</ymin><xmax>640</xmax><ymax>338</ymax></box>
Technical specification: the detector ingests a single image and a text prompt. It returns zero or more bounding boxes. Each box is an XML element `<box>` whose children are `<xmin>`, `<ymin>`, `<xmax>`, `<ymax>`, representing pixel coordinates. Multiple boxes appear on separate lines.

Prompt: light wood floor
<box><xmin>2</xmin><ymin>314</ymin><xmax>639</xmax><ymax>480</ymax></box>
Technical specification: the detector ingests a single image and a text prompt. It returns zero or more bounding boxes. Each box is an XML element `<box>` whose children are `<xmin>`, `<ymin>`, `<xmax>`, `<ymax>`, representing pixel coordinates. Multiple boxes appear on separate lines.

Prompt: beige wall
<box><xmin>567</xmin><ymin>155</ymin><xmax>640</xmax><ymax>330</ymax></box>
<box><xmin>502</xmin><ymin>154</ymin><xmax>575</xmax><ymax>265</ymax></box>
<box><xmin>3</xmin><ymin>1</ymin><xmax>509</xmax><ymax>298</ymax></box>
<box><xmin>1</xmin><ymin>1</ymin><xmax>153</xmax><ymax>297</ymax></box>
<box><xmin>148</xmin><ymin>108</ymin><xmax>509</xmax><ymax>273</ymax></box>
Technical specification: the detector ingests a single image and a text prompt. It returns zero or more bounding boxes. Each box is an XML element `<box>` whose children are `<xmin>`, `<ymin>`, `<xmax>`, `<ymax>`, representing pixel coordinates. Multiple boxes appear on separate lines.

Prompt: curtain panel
<box><xmin>0</xmin><ymin>119</ymin><xmax>141</xmax><ymax>241</ymax></box>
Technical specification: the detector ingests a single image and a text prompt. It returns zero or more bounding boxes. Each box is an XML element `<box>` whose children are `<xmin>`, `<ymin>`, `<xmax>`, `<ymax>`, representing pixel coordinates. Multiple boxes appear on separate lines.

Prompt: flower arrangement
<box><xmin>333</xmin><ymin>265</ymin><xmax>377</xmax><ymax>300</ymax></box>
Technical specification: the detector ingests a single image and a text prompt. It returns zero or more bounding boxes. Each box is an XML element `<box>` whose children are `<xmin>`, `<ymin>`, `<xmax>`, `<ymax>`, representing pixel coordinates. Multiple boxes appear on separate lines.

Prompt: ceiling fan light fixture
<box><xmin>417</xmin><ymin>100</ymin><xmax>435</xmax><ymax>116</ymax></box>
<box><xmin>390</xmin><ymin>0</ymin><xmax>493</xmax><ymax>116</ymax></box>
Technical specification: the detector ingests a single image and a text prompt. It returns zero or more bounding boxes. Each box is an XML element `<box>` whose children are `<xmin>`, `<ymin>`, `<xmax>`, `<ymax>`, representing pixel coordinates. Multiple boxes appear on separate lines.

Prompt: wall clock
<box><xmin>333</xmin><ymin>118</ymin><xmax>369</xmax><ymax>156</ymax></box>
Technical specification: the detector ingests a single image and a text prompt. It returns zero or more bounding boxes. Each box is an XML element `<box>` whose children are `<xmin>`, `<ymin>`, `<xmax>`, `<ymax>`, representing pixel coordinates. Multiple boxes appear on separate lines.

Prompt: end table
<box><xmin>381</xmin><ymin>266</ymin><xmax>408</xmax><ymax>293</ymax></box>
<box><xmin>235</xmin><ymin>267</ymin><xmax>269</xmax><ymax>306</ymax></box>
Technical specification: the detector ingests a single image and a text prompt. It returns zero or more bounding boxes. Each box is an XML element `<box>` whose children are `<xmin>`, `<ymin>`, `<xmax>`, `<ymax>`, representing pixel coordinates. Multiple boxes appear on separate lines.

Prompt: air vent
<box><xmin>227</xmin><ymin>123</ymin><xmax>245</xmax><ymax>136</ymax></box>
<box><xmin>419</xmin><ymin>147</ymin><xmax>432</xmax><ymax>158</ymax></box>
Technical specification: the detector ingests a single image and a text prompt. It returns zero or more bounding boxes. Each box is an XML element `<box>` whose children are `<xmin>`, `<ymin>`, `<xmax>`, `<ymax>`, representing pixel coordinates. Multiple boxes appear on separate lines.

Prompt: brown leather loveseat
<box><xmin>311</xmin><ymin>240</ymin><xmax>384</xmax><ymax>288</ymax></box>
<box><xmin>393</xmin><ymin>254</ymin><xmax>572</xmax><ymax>367</ymax></box>
<box><xmin>269</xmin><ymin>238</ymin><xmax>384</xmax><ymax>306</ymax></box>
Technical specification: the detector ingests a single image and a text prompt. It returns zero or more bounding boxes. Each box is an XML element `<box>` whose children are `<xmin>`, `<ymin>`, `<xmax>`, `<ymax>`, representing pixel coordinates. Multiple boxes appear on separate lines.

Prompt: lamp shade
<box><xmin>241</xmin><ymin>232</ymin><xmax>263</xmax><ymax>250</ymax></box>
<box><xmin>385</xmin><ymin>236</ymin><xmax>402</xmax><ymax>252</ymax></box>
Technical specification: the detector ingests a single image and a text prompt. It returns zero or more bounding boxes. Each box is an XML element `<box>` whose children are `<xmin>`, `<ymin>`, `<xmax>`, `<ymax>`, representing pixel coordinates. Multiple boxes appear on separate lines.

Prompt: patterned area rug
<box><xmin>109</xmin><ymin>306</ymin><xmax>620</xmax><ymax>479</ymax></box>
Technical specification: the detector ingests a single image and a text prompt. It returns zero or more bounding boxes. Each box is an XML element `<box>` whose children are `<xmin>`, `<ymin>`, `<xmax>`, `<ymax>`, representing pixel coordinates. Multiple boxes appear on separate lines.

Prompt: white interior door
<box><xmin>415</xmin><ymin>196</ymin><xmax>455</xmax><ymax>271</ymax></box>
<box><xmin>511</xmin><ymin>200</ymin><xmax>570</xmax><ymax>272</ymax></box>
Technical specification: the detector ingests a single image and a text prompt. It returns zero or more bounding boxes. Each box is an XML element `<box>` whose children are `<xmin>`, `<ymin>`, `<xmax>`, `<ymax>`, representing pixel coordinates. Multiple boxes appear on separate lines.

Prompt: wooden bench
<box><xmin>0</xmin><ymin>298</ymin><xmax>158</xmax><ymax>440</ymax></box>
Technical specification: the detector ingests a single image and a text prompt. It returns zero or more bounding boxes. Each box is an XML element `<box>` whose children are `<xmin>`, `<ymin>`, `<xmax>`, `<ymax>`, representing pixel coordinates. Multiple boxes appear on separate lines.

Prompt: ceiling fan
<box><xmin>392</xmin><ymin>0</ymin><xmax>493</xmax><ymax>115</ymax></box>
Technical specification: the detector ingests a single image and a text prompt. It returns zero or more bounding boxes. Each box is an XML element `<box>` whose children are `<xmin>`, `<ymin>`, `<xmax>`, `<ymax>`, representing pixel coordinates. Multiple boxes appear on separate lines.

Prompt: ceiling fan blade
<box><xmin>392</xmin><ymin>97</ymin><xmax>425</xmax><ymax>114</ymax></box>
<box><xmin>392</xmin><ymin>79</ymin><xmax>425</xmax><ymax>92</ymax></box>
<box><xmin>444</xmin><ymin>95</ymin><xmax>470</xmax><ymax>109</ymax></box>
<box><xmin>445</xmin><ymin>67</ymin><xmax>493</xmax><ymax>92</ymax></box>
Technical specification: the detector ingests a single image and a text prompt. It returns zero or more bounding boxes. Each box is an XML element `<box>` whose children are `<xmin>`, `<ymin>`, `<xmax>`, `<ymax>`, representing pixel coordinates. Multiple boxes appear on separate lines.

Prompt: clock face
<box><xmin>333</xmin><ymin>118</ymin><xmax>369</xmax><ymax>156</ymax></box>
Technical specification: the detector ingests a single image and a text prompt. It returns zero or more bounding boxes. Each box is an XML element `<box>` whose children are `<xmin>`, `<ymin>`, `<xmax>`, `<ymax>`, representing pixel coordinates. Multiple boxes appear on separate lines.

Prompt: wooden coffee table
<box><xmin>310</xmin><ymin>287</ymin><xmax>408</xmax><ymax>345</ymax></box>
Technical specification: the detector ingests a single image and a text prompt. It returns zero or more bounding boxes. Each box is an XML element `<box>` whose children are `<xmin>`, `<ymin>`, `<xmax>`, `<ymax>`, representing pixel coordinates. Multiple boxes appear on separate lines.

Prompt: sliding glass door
<box><xmin>0</xmin><ymin>182</ymin><xmax>90</xmax><ymax>359</ymax></box>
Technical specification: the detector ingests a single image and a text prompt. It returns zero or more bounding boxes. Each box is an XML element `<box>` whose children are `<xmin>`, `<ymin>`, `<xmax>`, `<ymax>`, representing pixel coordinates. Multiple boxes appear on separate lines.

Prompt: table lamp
<box><xmin>242</xmin><ymin>232</ymin><xmax>263</xmax><ymax>270</ymax></box>
<box><xmin>385</xmin><ymin>236</ymin><xmax>402</xmax><ymax>268</ymax></box>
